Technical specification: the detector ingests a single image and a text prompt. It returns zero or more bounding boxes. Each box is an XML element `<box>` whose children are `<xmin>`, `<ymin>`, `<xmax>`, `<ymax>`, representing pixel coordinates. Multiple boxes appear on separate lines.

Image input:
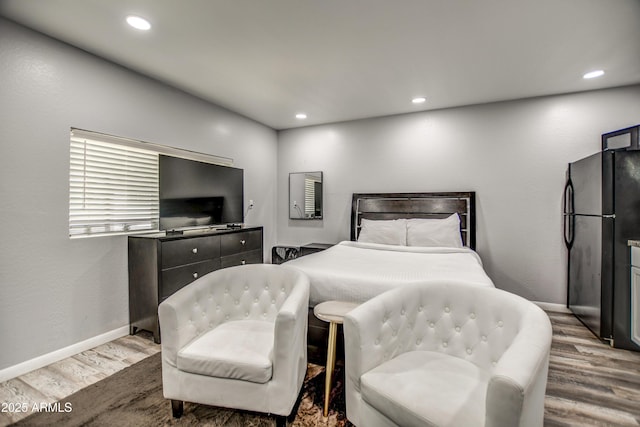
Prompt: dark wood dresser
<box><xmin>128</xmin><ymin>226</ymin><xmax>263</xmax><ymax>342</ymax></box>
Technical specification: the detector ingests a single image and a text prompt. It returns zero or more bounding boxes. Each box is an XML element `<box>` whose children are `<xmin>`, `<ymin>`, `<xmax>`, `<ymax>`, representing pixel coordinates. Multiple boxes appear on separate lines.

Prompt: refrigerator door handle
<box><xmin>563</xmin><ymin>179</ymin><xmax>575</xmax><ymax>249</ymax></box>
<box><xmin>564</xmin><ymin>215</ymin><xmax>575</xmax><ymax>249</ymax></box>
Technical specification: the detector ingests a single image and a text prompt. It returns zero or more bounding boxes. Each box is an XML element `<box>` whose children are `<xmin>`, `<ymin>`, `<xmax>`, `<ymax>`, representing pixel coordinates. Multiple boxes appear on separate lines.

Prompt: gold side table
<box><xmin>313</xmin><ymin>300</ymin><xmax>360</xmax><ymax>417</ymax></box>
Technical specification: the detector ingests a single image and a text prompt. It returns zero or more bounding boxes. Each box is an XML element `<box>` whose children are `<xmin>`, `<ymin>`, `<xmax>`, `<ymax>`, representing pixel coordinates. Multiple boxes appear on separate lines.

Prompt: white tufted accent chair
<box><xmin>344</xmin><ymin>282</ymin><xmax>552</xmax><ymax>427</ymax></box>
<box><xmin>158</xmin><ymin>264</ymin><xmax>310</xmax><ymax>426</ymax></box>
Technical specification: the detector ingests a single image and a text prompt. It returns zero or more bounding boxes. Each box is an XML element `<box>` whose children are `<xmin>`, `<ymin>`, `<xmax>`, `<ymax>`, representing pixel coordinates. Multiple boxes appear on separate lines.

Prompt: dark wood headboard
<box><xmin>350</xmin><ymin>192</ymin><xmax>476</xmax><ymax>250</ymax></box>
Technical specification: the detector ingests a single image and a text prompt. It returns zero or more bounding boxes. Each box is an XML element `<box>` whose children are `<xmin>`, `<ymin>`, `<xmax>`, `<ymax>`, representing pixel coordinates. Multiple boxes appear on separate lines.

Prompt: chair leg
<box><xmin>171</xmin><ymin>400</ymin><xmax>183</xmax><ymax>418</ymax></box>
<box><xmin>275</xmin><ymin>414</ymin><xmax>287</xmax><ymax>427</ymax></box>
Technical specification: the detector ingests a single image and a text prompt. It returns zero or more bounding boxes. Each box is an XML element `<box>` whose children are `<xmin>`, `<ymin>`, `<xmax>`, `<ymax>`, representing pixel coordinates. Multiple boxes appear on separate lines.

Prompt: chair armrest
<box><xmin>272</xmin><ymin>273</ymin><xmax>310</xmax><ymax>375</ymax></box>
<box><xmin>485</xmin><ymin>306</ymin><xmax>552</xmax><ymax>427</ymax></box>
<box><xmin>344</xmin><ymin>288</ymin><xmax>416</xmax><ymax>394</ymax></box>
<box><xmin>158</xmin><ymin>278</ymin><xmax>215</xmax><ymax>365</ymax></box>
<box><xmin>269</xmin><ymin>272</ymin><xmax>309</xmax><ymax>414</ymax></box>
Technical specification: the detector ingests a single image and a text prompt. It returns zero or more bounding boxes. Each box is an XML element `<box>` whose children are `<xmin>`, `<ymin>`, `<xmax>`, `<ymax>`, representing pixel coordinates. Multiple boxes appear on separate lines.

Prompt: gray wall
<box><xmin>277</xmin><ymin>85</ymin><xmax>640</xmax><ymax>304</ymax></box>
<box><xmin>2</xmin><ymin>15</ymin><xmax>639</xmax><ymax>371</ymax></box>
<box><xmin>0</xmin><ymin>19</ymin><xmax>278</xmax><ymax>370</ymax></box>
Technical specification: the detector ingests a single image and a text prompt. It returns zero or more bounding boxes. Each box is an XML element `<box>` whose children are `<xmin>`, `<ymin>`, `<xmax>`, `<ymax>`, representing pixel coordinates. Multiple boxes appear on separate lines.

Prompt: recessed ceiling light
<box><xmin>412</xmin><ymin>97</ymin><xmax>427</xmax><ymax>104</ymax></box>
<box><xmin>126</xmin><ymin>15</ymin><xmax>151</xmax><ymax>31</ymax></box>
<box><xmin>295</xmin><ymin>113</ymin><xmax>307</xmax><ymax>119</ymax></box>
<box><xmin>583</xmin><ymin>70</ymin><xmax>604</xmax><ymax>79</ymax></box>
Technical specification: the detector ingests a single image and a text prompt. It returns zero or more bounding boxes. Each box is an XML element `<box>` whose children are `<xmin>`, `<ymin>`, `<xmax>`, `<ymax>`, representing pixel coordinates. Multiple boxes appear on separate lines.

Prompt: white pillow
<box><xmin>406</xmin><ymin>214</ymin><xmax>463</xmax><ymax>248</ymax></box>
<box><xmin>357</xmin><ymin>219</ymin><xmax>407</xmax><ymax>246</ymax></box>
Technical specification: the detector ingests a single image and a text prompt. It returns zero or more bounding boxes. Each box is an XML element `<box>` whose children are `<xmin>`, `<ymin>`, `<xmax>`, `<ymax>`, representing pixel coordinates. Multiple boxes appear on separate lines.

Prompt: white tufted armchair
<box><xmin>343</xmin><ymin>282</ymin><xmax>552</xmax><ymax>427</ymax></box>
<box><xmin>158</xmin><ymin>264</ymin><xmax>310</xmax><ymax>426</ymax></box>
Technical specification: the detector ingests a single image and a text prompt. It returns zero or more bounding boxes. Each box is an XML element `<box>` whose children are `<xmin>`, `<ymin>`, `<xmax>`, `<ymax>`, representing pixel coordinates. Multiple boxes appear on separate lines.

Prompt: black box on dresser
<box><xmin>128</xmin><ymin>226</ymin><xmax>263</xmax><ymax>343</ymax></box>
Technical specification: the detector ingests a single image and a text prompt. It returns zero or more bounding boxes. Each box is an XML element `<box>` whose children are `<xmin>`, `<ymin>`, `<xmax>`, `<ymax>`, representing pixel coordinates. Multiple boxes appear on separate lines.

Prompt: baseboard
<box><xmin>0</xmin><ymin>325</ymin><xmax>130</xmax><ymax>383</ymax></box>
<box><xmin>533</xmin><ymin>301</ymin><xmax>571</xmax><ymax>314</ymax></box>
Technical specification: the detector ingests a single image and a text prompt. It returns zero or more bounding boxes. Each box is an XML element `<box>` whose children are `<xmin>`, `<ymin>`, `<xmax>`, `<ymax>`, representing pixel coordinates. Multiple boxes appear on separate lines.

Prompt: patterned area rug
<box><xmin>14</xmin><ymin>353</ymin><xmax>353</xmax><ymax>426</ymax></box>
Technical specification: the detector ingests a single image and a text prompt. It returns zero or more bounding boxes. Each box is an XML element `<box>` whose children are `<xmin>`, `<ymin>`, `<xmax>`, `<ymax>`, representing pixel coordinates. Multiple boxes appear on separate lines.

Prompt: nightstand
<box><xmin>272</xmin><ymin>242</ymin><xmax>334</xmax><ymax>264</ymax></box>
<box><xmin>271</xmin><ymin>245</ymin><xmax>299</xmax><ymax>264</ymax></box>
<box><xmin>299</xmin><ymin>242</ymin><xmax>333</xmax><ymax>256</ymax></box>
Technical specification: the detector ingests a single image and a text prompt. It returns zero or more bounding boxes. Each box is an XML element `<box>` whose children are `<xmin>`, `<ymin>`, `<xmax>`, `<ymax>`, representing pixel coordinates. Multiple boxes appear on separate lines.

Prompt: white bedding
<box><xmin>285</xmin><ymin>241</ymin><xmax>495</xmax><ymax>306</ymax></box>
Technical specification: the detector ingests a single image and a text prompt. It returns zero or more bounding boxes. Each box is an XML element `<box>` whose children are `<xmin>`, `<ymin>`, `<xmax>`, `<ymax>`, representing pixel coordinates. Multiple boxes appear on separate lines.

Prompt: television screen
<box><xmin>159</xmin><ymin>155</ymin><xmax>244</xmax><ymax>231</ymax></box>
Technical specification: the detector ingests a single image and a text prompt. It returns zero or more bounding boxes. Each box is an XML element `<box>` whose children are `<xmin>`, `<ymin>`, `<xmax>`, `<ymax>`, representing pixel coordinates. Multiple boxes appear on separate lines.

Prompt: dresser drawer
<box><xmin>220</xmin><ymin>249</ymin><xmax>263</xmax><ymax>268</ymax></box>
<box><xmin>161</xmin><ymin>236</ymin><xmax>220</xmax><ymax>269</ymax></box>
<box><xmin>221</xmin><ymin>230</ymin><xmax>262</xmax><ymax>256</ymax></box>
<box><xmin>160</xmin><ymin>259</ymin><xmax>221</xmax><ymax>300</ymax></box>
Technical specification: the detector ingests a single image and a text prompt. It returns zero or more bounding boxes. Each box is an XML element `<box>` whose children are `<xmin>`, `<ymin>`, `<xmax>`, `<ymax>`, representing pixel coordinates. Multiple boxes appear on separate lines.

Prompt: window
<box><xmin>304</xmin><ymin>173</ymin><xmax>322</xmax><ymax>218</ymax></box>
<box><xmin>304</xmin><ymin>176</ymin><xmax>316</xmax><ymax>218</ymax></box>
<box><xmin>69</xmin><ymin>129</ymin><xmax>234</xmax><ymax>238</ymax></box>
<box><xmin>69</xmin><ymin>130</ymin><xmax>159</xmax><ymax>238</ymax></box>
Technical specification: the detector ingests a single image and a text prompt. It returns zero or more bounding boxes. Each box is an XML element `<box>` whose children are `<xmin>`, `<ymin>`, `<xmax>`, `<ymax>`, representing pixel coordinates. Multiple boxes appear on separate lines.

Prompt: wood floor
<box><xmin>0</xmin><ymin>331</ymin><xmax>160</xmax><ymax>426</ymax></box>
<box><xmin>544</xmin><ymin>312</ymin><xmax>640</xmax><ymax>426</ymax></box>
<box><xmin>0</xmin><ymin>312</ymin><xmax>639</xmax><ymax>426</ymax></box>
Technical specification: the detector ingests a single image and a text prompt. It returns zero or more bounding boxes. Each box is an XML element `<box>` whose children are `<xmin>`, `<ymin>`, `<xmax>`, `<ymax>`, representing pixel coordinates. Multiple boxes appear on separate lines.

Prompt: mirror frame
<box><xmin>289</xmin><ymin>171</ymin><xmax>323</xmax><ymax>220</ymax></box>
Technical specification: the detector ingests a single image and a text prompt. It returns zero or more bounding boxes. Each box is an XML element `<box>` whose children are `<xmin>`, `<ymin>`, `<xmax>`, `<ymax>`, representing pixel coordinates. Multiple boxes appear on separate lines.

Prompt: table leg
<box><xmin>323</xmin><ymin>321</ymin><xmax>338</xmax><ymax>417</ymax></box>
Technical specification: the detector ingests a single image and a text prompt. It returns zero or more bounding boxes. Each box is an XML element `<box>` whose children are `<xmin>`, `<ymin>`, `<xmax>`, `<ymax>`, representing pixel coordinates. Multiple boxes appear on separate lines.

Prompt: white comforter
<box><xmin>285</xmin><ymin>241</ymin><xmax>495</xmax><ymax>306</ymax></box>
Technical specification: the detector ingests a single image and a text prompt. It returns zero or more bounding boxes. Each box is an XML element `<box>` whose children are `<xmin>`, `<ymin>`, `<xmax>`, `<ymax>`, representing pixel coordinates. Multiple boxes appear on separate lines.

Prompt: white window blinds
<box><xmin>69</xmin><ymin>131</ymin><xmax>159</xmax><ymax>238</ymax></box>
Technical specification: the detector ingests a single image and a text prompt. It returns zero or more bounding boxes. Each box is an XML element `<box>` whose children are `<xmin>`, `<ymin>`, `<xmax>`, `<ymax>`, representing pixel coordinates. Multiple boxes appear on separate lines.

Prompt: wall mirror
<box><xmin>289</xmin><ymin>171</ymin><xmax>323</xmax><ymax>219</ymax></box>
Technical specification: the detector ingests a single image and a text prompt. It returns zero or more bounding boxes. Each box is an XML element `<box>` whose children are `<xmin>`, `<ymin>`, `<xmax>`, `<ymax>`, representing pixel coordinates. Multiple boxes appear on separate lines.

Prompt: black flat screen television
<box><xmin>159</xmin><ymin>155</ymin><xmax>244</xmax><ymax>231</ymax></box>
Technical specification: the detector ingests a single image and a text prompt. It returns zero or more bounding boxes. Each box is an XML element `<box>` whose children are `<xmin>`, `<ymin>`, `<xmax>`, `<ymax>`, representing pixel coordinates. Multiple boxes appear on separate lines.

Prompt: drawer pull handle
<box><xmin>193</xmin><ymin>272</ymin><xmax>198</xmax><ymax>279</ymax></box>
<box><xmin>192</xmin><ymin>248</ymin><xmax>198</xmax><ymax>254</ymax></box>
<box><xmin>241</xmin><ymin>260</ymin><xmax>246</xmax><ymax>265</ymax></box>
<box><xmin>240</xmin><ymin>240</ymin><xmax>246</xmax><ymax>245</ymax></box>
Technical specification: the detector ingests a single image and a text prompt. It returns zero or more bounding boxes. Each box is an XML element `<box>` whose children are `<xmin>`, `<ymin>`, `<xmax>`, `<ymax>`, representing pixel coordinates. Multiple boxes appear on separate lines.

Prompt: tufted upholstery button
<box><xmin>492</xmin><ymin>361</ymin><xmax>497</xmax><ymax>366</ymax></box>
<box><xmin>281</xmin><ymin>287</ymin><xmax>285</xmax><ymax>292</ymax></box>
<box><xmin>442</xmin><ymin>341</ymin><xmax>448</xmax><ymax>348</ymax></box>
<box><xmin>470</xmin><ymin>313</ymin><xmax>476</xmax><ymax>319</ymax></box>
<box><xmin>429</xmin><ymin>322</ymin><xmax>435</xmax><ymax>328</ymax></box>
<box><xmin>418</xmin><ymin>306</ymin><xmax>423</xmax><ymax>312</ymax></box>
<box><xmin>271</xmin><ymin>299</ymin><xmax>275</xmax><ymax>304</ymax></box>
<box><xmin>467</xmin><ymin>348</ymin><xmax>472</xmax><ymax>355</ymax></box>
<box><xmin>498</xmin><ymin>320</ymin><xmax>504</xmax><ymax>327</ymax></box>
<box><xmin>375</xmin><ymin>339</ymin><xmax>380</xmax><ymax>345</ymax></box>
<box><xmin>455</xmin><ymin>326</ymin><xmax>461</xmax><ymax>332</ymax></box>
<box><xmin>482</xmin><ymin>335</ymin><xmax>487</xmax><ymax>342</ymax></box>
<box><xmin>245</xmin><ymin>312</ymin><xmax>249</xmax><ymax>317</ymax></box>
<box><xmin>444</xmin><ymin>307</ymin><xmax>450</xmax><ymax>313</ymax></box>
<box><xmin>263</xmin><ymin>312</ymin><xmax>267</xmax><ymax>317</ymax></box>
<box><xmin>416</xmin><ymin>338</ymin><xmax>422</xmax><ymax>345</ymax></box>
<box><xmin>265</xmin><ymin>285</ymin><xmax>269</xmax><ymax>290</ymax></box>
<box><xmin>216</xmin><ymin>305</ymin><xmax>220</xmax><ymax>311</ymax></box>
<box><xmin>392</xmin><ymin>330</ymin><xmax>397</xmax><ymax>337</ymax></box>
<box><xmin>235</xmin><ymin>300</ymin><xmax>239</xmax><ymax>305</ymax></box>
<box><xmin>244</xmin><ymin>285</ymin><xmax>249</xmax><ymax>290</ymax></box>
<box><xmin>401</xmin><ymin>309</ymin><xmax>405</xmax><ymax>315</ymax></box>
<box><xmin>225</xmin><ymin>315</ymin><xmax>230</xmax><ymax>320</ymax></box>
<box><xmin>254</xmin><ymin>298</ymin><xmax>258</xmax><ymax>303</ymax></box>
<box><xmin>224</xmin><ymin>288</ymin><xmax>229</xmax><ymax>294</ymax></box>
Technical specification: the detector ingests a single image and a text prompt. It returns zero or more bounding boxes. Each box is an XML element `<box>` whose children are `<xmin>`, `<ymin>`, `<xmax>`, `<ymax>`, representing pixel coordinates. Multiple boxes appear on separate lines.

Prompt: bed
<box><xmin>289</xmin><ymin>240</ymin><xmax>493</xmax><ymax>306</ymax></box>
<box><xmin>283</xmin><ymin>191</ymin><xmax>495</xmax><ymax>361</ymax></box>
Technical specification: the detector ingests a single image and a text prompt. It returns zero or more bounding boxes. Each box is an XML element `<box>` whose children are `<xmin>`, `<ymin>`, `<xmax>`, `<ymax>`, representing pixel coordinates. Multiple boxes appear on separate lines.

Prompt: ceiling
<box><xmin>1</xmin><ymin>0</ymin><xmax>639</xmax><ymax>130</ymax></box>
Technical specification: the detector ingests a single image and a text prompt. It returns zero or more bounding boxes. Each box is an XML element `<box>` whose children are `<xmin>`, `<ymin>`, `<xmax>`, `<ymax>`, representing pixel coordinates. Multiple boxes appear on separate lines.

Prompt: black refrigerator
<box><xmin>563</xmin><ymin>125</ymin><xmax>640</xmax><ymax>351</ymax></box>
